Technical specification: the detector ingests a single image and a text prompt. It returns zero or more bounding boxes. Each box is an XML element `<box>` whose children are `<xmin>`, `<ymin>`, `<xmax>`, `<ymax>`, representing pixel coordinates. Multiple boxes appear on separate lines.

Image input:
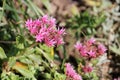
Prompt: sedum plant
<box><xmin>0</xmin><ymin>14</ymin><xmax>107</xmax><ymax>80</ymax></box>
<box><xmin>0</xmin><ymin>1</ymin><xmax>108</xmax><ymax>80</ymax></box>
<box><xmin>0</xmin><ymin>15</ymin><xmax>66</xmax><ymax>80</ymax></box>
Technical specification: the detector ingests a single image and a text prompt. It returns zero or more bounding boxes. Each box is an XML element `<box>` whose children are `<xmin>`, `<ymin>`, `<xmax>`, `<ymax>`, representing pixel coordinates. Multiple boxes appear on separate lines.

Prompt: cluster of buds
<box><xmin>65</xmin><ymin>63</ymin><xmax>82</xmax><ymax>80</ymax></box>
<box><xmin>75</xmin><ymin>38</ymin><xmax>107</xmax><ymax>59</ymax></box>
<box><xmin>25</xmin><ymin>15</ymin><xmax>65</xmax><ymax>47</ymax></box>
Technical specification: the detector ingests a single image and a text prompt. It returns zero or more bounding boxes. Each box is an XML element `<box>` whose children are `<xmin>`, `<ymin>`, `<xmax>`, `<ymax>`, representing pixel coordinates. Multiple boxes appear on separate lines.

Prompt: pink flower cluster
<box><xmin>114</xmin><ymin>77</ymin><xmax>120</xmax><ymax>80</ymax></box>
<box><xmin>25</xmin><ymin>15</ymin><xmax>65</xmax><ymax>47</ymax></box>
<box><xmin>82</xmin><ymin>65</ymin><xmax>93</xmax><ymax>73</ymax></box>
<box><xmin>75</xmin><ymin>38</ymin><xmax>107</xmax><ymax>59</ymax></box>
<box><xmin>65</xmin><ymin>63</ymin><xmax>82</xmax><ymax>80</ymax></box>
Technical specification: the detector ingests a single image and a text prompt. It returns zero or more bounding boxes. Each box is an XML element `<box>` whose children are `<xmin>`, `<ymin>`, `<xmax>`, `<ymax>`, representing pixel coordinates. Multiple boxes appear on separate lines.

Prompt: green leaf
<box><xmin>109</xmin><ymin>46</ymin><xmax>120</xmax><ymax>55</ymax></box>
<box><xmin>39</xmin><ymin>44</ymin><xmax>54</xmax><ymax>59</ymax></box>
<box><xmin>54</xmin><ymin>72</ymin><xmax>66</xmax><ymax>80</ymax></box>
<box><xmin>19</xmin><ymin>56</ymin><xmax>33</xmax><ymax>65</ymax></box>
<box><xmin>0</xmin><ymin>0</ymin><xmax>6</xmax><ymax>22</ymax></box>
<box><xmin>25</xmin><ymin>0</ymin><xmax>44</xmax><ymax>16</ymax></box>
<box><xmin>16</xmin><ymin>36</ymin><xmax>25</xmax><ymax>49</ymax></box>
<box><xmin>42</xmin><ymin>73</ymin><xmax>52</xmax><ymax>79</ymax></box>
<box><xmin>25</xmin><ymin>48</ymin><xmax>35</xmax><ymax>54</ymax></box>
<box><xmin>0</xmin><ymin>47</ymin><xmax>7</xmax><ymax>59</ymax></box>
<box><xmin>13</xmin><ymin>63</ymin><xmax>35</xmax><ymax>78</ymax></box>
<box><xmin>27</xmin><ymin>54</ymin><xmax>42</xmax><ymax>64</ymax></box>
<box><xmin>39</xmin><ymin>44</ymin><xmax>51</xmax><ymax>53</ymax></box>
<box><xmin>38</xmin><ymin>66</ymin><xmax>45</xmax><ymax>71</ymax></box>
<box><xmin>9</xmin><ymin>72</ymin><xmax>20</xmax><ymax>80</ymax></box>
<box><xmin>8</xmin><ymin>57</ymin><xmax>16</xmax><ymax>70</ymax></box>
<box><xmin>41</xmin><ymin>0</ymin><xmax>51</xmax><ymax>13</ymax></box>
<box><xmin>4</xmin><ymin>3</ymin><xmax>21</xmax><ymax>14</ymax></box>
<box><xmin>1</xmin><ymin>71</ymin><xmax>10</xmax><ymax>80</ymax></box>
<box><xmin>35</xmin><ymin>47</ymin><xmax>52</xmax><ymax>62</ymax></box>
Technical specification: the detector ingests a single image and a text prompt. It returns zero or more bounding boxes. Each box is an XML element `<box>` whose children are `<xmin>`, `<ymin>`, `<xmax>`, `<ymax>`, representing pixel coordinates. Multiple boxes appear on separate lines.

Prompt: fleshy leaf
<box><xmin>13</xmin><ymin>62</ymin><xmax>35</xmax><ymax>78</ymax></box>
<box><xmin>0</xmin><ymin>47</ymin><xmax>7</xmax><ymax>59</ymax></box>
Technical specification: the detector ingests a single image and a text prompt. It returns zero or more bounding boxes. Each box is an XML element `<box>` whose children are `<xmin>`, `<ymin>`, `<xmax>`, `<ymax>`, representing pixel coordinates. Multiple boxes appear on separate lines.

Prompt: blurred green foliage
<box><xmin>66</xmin><ymin>11</ymin><xmax>106</xmax><ymax>37</ymax></box>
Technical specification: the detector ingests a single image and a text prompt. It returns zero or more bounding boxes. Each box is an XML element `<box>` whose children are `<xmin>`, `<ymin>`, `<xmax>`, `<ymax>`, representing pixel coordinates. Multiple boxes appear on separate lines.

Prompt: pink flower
<box><xmin>75</xmin><ymin>42</ymin><xmax>82</xmax><ymax>51</ymax></box>
<box><xmin>114</xmin><ymin>77</ymin><xmax>120</xmax><ymax>80</ymax></box>
<box><xmin>87</xmin><ymin>50</ymin><xmax>96</xmax><ymax>58</ymax></box>
<box><xmin>35</xmin><ymin>34</ymin><xmax>44</xmax><ymax>42</ymax></box>
<box><xmin>57</xmin><ymin>28</ymin><xmax>66</xmax><ymax>35</ymax></box>
<box><xmin>73</xmin><ymin>74</ymin><xmax>82</xmax><ymax>80</ymax></box>
<box><xmin>79</xmin><ymin>45</ymin><xmax>88</xmax><ymax>57</ymax></box>
<box><xmin>35</xmin><ymin>27</ymin><xmax>48</xmax><ymax>42</ymax></box>
<box><xmin>65</xmin><ymin>63</ymin><xmax>76</xmax><ymax>77</ymax></box>
<box><xmin>25</xmin><ymin>15</ymin><xmax>65</xmax><ymax>47</ymax></box>
<box><xmin>65</xmin><ymin>63</ymin><xmax>82</xmax><ymax>80</ymax></box>
<box><xmin>25</xmin><ymin>19</ymin><xmax>33</xmax><ymax>28</ymax></box>
<box><xmin>56</xmin><ymin>38</ymin><xmax>64</xmax><ymax>45</ymax></box>
<box><xmin>86</xmin><ymin>37</ymin><xmax>95</xmax><ymax>46</ymax></box>
<box><xmin>30</xmin><ymin>26</ymin><xmax>38</xmax><ymax>35</ymax></box>
<box><xmin>98</xmin><ymin>44</ymin><xmax>107</xmax><ymax>54</ymax></box>
<box><xmin>34</xmin><ymin>19</ymin><xmax>41</xmax><ymax>27</ymax></box>
<box><xmin>48</xmin><ymin>17</ymin><xmax>56</xmax><ymax>27</ymax></box>
<box><xmin>75</xmin><ymin>42</ymin><xmax>88</xmax><ymax>57</ymax></box>
<box><xmin>82</xmin><ymin>65</ymin><xmax>93</xmax><ymax>73</ymax></box>
<box><xmin>45</xmin><ymin>39</ymin><xmax>56</xmax><ymax>47</ymax></box>
<box><xmin>75</xmin><ymin>38</ymin><xmax>107</xmax><ymax>59</ymax></box>
<box><xmin>41</xmin><ymin>15</ymin><xmax>48</xmax><ymax>24</ymax></box>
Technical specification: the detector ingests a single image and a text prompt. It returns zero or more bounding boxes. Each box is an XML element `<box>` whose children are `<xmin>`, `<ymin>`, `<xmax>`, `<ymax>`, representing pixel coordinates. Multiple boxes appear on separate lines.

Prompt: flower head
<box><xmin>25</xmin><ymin>15</ymin><xmax>65</xmax><ymax>47</ymax></box>
<box><xmin>75</xmin><ymin>38</ymin><xmax>107</xmax><ymax>59</ymax></box>
<box><xmin>65</xmin><ymin>63</ymin><xmax>82</xmax><ymax>80</ymax></box>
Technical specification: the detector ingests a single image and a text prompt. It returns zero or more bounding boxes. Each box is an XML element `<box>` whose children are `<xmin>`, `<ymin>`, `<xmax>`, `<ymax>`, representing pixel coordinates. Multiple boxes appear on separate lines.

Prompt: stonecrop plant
<box><xmin>25</xmin><ymin>15</ymin><xmax>107</xmax><ymax>80</ymax></box>
<box><xmin>0</xmin><ymin>14</ymin><xmax>107</xmax><ymax>80</ymax></box>
<box><xmin>64</xmin><ymin>37</ymin><xmax>107</xmax><ymax>80</ymax></box>
<box><xmin>1</xmin><ymin>0</ymin><xmax>119</xmax><ymax>79</ymax></box>
<box><xmin>74</xmin><ymin>37</ymin><xmax>107</xmax><ymax>80</ymax></box>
